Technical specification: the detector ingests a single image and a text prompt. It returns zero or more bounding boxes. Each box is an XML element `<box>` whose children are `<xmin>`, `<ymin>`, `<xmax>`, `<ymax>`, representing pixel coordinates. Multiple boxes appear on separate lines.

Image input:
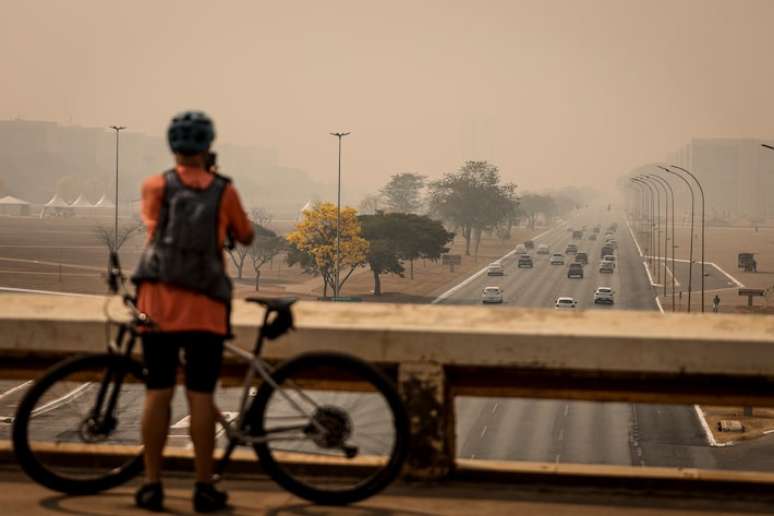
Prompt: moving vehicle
<box><xmin>487</xmin><ymin>262</ymin><xmax>505</xmax><ymax>276</ymax></box>
<box><xmin>606</xmin><ymin>239</ymin><xmax>618</xmax><ymax>250</ymax></box>
<box><xmin>550</xmin><ymin>253</ymin><xmax>565</xmax><ymax>265</ymax></box>
<box><xmin>12</xmin><ymin>253</ymin><xmax>410</xmax><ymax>505</ymax></box>
<box><xmin>537</xmin><ymin>244</ymin><xmax>550</xmax><ymax>255</ymax></box>
<box><xmin>567</xmin><ymin>263</ymin><xmax>584</xmax><ymax>278</ymax></box>
<box><xmin>601</xmin><ymin>245</ymin><xmax>614</xmax><ymax>258</ymax></box>
<box><xmin>572</xmin><ymin>230</ymin><xmax>583</xmax><ymax>240</ymax></box>
<box><xmin>593</xmin><ymin>225</ymin><xmax>601</xmax><ymax>233</ymax></box>
<box><xmin>515</xmin><ymin>244</ymin><xmax>527</xmax><ymax>254</ymax></box>
<box><xmin>565</xmin><ymin>244</ymin><xmax>578</xmax><ymax>255</ymax></box>
<box><xmin>575</xmin><ymin>252</ymin><xmax>588</xmax><ymax>265</ymax></box>
<box><xmin>555</xmin><ymin>297</ymin><xmax>578</xmax><ymax>310</ymax></box>
<box><xmin>588</xmin><ymin>233</ymin><xmax>597</xmax><ymax>241</ymax></box>
<box><xmin>518</xmin><ymin>254</ymin><xmax>534</xmax><ymax>268</ymax></box>
<box><xmin>599</xmin><ymin>261</ymin><xmax>615</xmax><ymax>273</ymax></box>
<box><xmin>602</xmin><ymin>254</ymin><xmax>616</xmax><ymax>265</ymax></box>
<box><xmin>482</xmin><ymin>286</ymin><xmax>504</xmax><ymax>304</ymax></box>
<box><xmin>593</xmin><ymin>287</ymin><xmax>615</xmax><ymax>305</ymax></box>
<box><xmin>524</xmin><ymin>240</ymin><xmax>535</xmax><ymax>250</ymax></box>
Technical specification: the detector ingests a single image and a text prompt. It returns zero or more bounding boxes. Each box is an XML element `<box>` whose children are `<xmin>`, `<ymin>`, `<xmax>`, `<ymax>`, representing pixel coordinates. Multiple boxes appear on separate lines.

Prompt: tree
<box><xmin>94</xmin><ymin>220</ymin><xmax>144</xmax><ymax>253</ymax></box>
<box><xmin>519</xmin><ymin>194</ymin><xmax>557</xmax><ymax>229</ymax></box>
<box><xmin>428</xmin><ymin>161</ymin><xmax>515</xmax><ymax>256</ymax></box>
<box><xmin>359</xmin><ymin>213</ymin><xmax>405</xmax><ymax>296</ymax></box>
<box><xmin>358</xmin><ymin>193</ymin><xmax>382</xmax><ymax>215</ymax></box>
<box><xmin>227</xmin><ymin>242</ymin><xmax>250</xmax><ymax>279</ymax></box>
<box><xmin>250</xmin><ymin>207</ymin><xmax>273</xmax><ymax>228</ymax></box>
<box><xmin>248</xmin><ymin>224</ymin><xmax>285</xmax><ymax>291</ymax></box>
<box><xmin>381</xmin><ymin>173</ymin><xmax>426</xmax><ymax>213</ymax></box>
<box><xmin>392</xmin><ymin>213</ymin><xmax>454</xmax><ymax>279</ymax></box>
<box><xmin>286</xmin><ymin>202</ymin><xmax>369</xmax><ymax>297</ymax></box>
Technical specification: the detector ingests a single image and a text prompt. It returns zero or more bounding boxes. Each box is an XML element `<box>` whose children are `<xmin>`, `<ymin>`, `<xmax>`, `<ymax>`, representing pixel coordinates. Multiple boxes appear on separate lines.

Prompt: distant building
<box><xmin>0</xmin><ymin>195</ymin><xmax>31</xmax><ymax>216</ymax></box>
<box><xmin>668</xmin><ymin>138</ymin><xmax>774</xmax><ymax>222</ymax></box>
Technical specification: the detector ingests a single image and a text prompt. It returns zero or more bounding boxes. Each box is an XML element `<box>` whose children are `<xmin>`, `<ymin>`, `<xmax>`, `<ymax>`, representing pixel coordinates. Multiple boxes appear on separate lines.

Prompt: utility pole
<box><xmin>329</xmin><ymin>131</ymin><xmax>350</xmax><ymax>298</ymax></box>
<box><xmin>662</xmin><ymin>167</ymin><xmax>695</xmax><ymax>313</ymax></box>
<box><xmin>671</xmin><ymin>165</ymin><xmax>705</xmax><ymax>312</ymax></box>
<box><xmin>110</xmin><ymin>125</ymin><xmax>126</xmax><ymax>252</ymax></box>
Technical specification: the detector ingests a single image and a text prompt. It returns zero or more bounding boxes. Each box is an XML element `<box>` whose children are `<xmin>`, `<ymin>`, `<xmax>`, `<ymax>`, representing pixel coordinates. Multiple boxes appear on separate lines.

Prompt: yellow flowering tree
<box><xmin>286</xmin><ymin>202</ymin><xmax>369</xmax><ymax>297</ymax></box>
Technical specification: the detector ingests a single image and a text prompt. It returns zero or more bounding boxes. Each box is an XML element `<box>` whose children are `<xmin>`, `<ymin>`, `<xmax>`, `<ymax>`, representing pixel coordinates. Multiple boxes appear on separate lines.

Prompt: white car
<box><xmin>593</xmin><ymin>287</ymin><xmax>615</xmax><ymax>305</ymax></box>
<box><xmin>555</xmin><ymin>297</ymin><xmax>578</xmax><ymax>310</ymax></box>
<box><xmin>487</xmin><ymin>262</ymin><xmax>504</xmax><ymax>276</ymax></box>
<box><xmin>550</xmin><ymin>253</ymin><xmax>565</xmax><ymax>265</ymax></box>
<box><xmin>515</xmin><ymin>244</ymin><xmax>527</xmax><ymax>254</ymax></box>
<box><xmin>537</xmin><ymin>244</ymin><xmax>550</xmax><ymax>255</ymax></box>
<box><xmin>602</xmin><ymin>254</ymin><xmax>616</xmax><ymax>268</ymax></box>
<box><xmin>606</xmin><ymin>239</ymin><xmax>618</xmax><ymax>249</ymax></box>
<box><xmin>482</xmin><ymin>286</ymin><xmax>504</xmax><ymax>304</ymax></box>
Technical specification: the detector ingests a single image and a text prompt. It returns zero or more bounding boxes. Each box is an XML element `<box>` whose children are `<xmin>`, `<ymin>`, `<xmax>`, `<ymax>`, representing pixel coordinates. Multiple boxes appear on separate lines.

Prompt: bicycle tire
<box><xmin>251</xmin><ymin>352</ymin><xmax>409</xmax><ymax>505</ymax></box>
<box><xmin>12</xmin><ymin>353</ymin><xmax>145</xmax><ymax>494</ymax></box>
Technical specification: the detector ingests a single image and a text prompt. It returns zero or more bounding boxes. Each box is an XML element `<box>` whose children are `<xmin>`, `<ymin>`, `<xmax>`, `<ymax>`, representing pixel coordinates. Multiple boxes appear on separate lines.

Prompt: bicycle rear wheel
<box><xmin>250</xmin><ymin>352</ymin><xmax>409</xmax><ymax>505</ymax></box>
<box><xmin>12</xmin><ymin>353</ymin><xmax>146</xmax><ymax>494</ymax></box>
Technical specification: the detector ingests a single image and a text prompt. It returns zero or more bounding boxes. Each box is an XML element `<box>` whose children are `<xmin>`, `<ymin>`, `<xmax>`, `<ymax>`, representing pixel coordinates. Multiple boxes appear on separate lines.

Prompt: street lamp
<box><xmin>631</xmin><ymin>177</ymin><xmax>655</xmax><ymax>274</ymax></box>
<box><xmin>660</xmin><ymin>165</ymin><xmax>695</xmax><ymax>313</ymax></box>
<box><xmin>648</xmin><ymin>173</ymin><xmax>675</xmax><ymax>309</ymax></box>
<box><xmin>330</xmin><ymin>131</ymin><xmax>350</xmax><ymax>298</ymax></box>
<box><xmin>762</xmin><ymin>144</ymin><xmax>774</xmax><ymax>151</ymax></box>
<box><xmin>638</xmin><ymin>175</ymin><xmax>662</xmax><ymax>284</ymax></box>
<box><xmin>670</xmin><ymin>165</ymin><xmax>705</xmax><ymax>312</ymax></box>
<box><xmin>109</xmin><ymin>125</ymin><xmax>126</xmax><ymax>250</ymax></box>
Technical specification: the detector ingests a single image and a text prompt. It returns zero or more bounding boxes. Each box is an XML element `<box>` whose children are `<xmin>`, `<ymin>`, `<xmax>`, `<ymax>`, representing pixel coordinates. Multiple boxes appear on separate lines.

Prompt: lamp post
<box><xmin>661</xmin><ymin>166</ymin><xmax>695</xmax><ymax>313</ymax></box>
<box><xmin>329</xmin><ymin>131</ymin><xmax>350</xmax><ymax>298</ymax></box>
<box><xmin>109</xmin><ymin>125</ymin><xmax>126</xmax><ymax>251</ymax></box>
<box><xmin>671</xmin><ymin>165</ymin><xmax>705</xmax><ymax>312</ymax></box>
<box><xmin>631</xmin><ymin>177</ymin><xmax>655</xmax><ymax>274</ymax></box>
<box><xmin>762</xmin><ymin>144</ymin><xmax>774</xmax><ymax>151</ymax></box>
<box><xmin>648</xmin><ymin>174</ymin><xmax>675</xmax><ymax>307</ymax></box>
<box><xmin>639</xmin><ymin>176</ymin><xmax>662</xmax><ymax>284</ymax></box>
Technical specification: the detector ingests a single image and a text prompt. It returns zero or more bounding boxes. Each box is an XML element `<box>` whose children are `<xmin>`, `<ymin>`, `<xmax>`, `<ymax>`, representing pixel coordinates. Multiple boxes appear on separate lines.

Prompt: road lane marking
<box><xmin>642</xmin><ymin>261</ymin><xmax>662</xmax><ymax>288</ymax></box>
<box><xmin>0</xmin><ymin>380</ymin><xmax>31</xmax><ymax>401</ymax></box>
<box><xmin>655</xmin><ymin>297</ymin><xmax>664</xmax><ymax>314</ymax></box>
<box><xmin>557</xmin><ymin>429</ymin><xmax>564</xmax><ymax>441</ymax></box>
<box><xmin>564</xmin><ymin>404</ymin><xmax>569</xmax><ymax>417</ymax></box>
<box><xmin>554</xmin><ymin>454</ymin><xmax>561</xmax><ymax>464</ymax></box>
<box><xmin>431</xmin><ymin>224</ymin><xmax>564</xmax><ymax>304</ymax></box>
<box><xmin>491</xmin><ymin>402</ymin><xmax>499</xmax><ymax>415</ymax></box>
<box><xmin>625</xmin><ymin>219</ymin><xmax>644</xmax><ymax>257</ymax></box>
<box><xmin>0</xmin><ymin>286</ymin><xmax>103</xmax><ymax>298</ymax></box>
<box><xmin>693</xmin><ymin>405</ymin><xmax>733</xmax><ymax>447</ymax></box>
<box><xmin>30</xmin><ymin>383</ymin><xmax>92</xmax><ymax>418</ymax></box>
<box><xmin>480</xmin><ymin>426</ymin><xmax>488</xmax><ymax>439</ymax></box>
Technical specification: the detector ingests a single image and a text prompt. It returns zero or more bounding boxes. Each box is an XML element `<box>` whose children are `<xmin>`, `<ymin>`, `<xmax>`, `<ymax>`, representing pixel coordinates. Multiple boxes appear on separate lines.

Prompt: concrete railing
<box><xmin>3</xmin><ymin>294</ymin><xmax>774</xmax><ymax>481</ymax></box>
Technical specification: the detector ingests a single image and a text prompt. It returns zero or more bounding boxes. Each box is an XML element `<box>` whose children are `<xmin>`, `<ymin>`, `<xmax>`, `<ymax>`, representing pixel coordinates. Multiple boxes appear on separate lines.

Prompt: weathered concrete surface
<box><xmin>4</xmin><ymin>294</ymin><xmax>774</xmax><ymax>376</ymax></box>
<box><xmin>0</xmin><ymin>465</ymin><xmax>771</xmax><ymax>516</ymax></box>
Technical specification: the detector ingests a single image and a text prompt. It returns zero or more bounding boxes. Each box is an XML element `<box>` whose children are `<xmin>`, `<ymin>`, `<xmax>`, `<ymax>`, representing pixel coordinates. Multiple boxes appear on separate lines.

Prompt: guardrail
<box><xmin>3</xmin><ymin>293</ymin><xmax>774</xmax><ymax>481</ymax></box>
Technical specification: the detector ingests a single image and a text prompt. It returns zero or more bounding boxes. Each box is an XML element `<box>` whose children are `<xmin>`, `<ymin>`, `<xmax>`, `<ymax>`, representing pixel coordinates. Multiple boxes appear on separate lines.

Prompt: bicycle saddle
<box><xmin>245</xmin><ymin>296</ymin><xmax>297</xmax><ymax>310</ymax></box>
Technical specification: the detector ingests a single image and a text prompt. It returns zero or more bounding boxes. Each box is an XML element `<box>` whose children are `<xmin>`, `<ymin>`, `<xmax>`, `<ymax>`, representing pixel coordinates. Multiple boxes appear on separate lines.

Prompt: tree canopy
<box><xmin>380</xmin><ymin>173</ymin><xmax>426</xmax><ymax>213</ymax></box>
<box><xmin>286</xmin><ymin>202</ymin><xmax>368</xmax><ymax>297</ymax></box>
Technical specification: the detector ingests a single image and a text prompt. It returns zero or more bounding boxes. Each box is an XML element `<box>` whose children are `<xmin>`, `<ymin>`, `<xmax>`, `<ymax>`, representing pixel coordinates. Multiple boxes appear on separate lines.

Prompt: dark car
<box><xmin>588</xmin><ymin>233</ymin><xmax>597</xmax><ymax>240</ymax></box>
<box><xmin>567</xmin><ymin>263</ymin><xmax>584</xmax><ymax>279</ymax></box>
<box><xmin>601</xmin><ymin>245</ymin><xmax>614</xmax><ymax>258</ymax></box>
<box><xmin>572</xmin><ymin>230</ymin><xmax>583</xmax><ymax>240</ymax></box>
<box><xmin>524</xmin><ymin>240</ymin><xmax>535</xmax><ymax>249</ymax></box>
<box><xmin>565</xmin><ymin>244</ymin><xmax>578</xmax><ymax>255</ymax></box>
<box><xmin>518</xmin><ymin>254</ymin><xmax>534</xmax><ymax>268</ymax></box>
<box><xmin>575</xmin><ymin>252</ymin><xmax>588</xmax><ymax>265</ymax></box>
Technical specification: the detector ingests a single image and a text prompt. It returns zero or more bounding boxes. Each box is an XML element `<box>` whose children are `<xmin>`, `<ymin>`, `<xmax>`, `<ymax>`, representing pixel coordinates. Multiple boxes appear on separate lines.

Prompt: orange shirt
<box><xmin>136</xmin><ymin>165</ymin><xmax>254</xmax><ymax>335</ymax></box>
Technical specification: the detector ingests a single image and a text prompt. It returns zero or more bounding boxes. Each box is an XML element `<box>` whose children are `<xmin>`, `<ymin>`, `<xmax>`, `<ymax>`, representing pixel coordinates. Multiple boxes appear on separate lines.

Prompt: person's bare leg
<box><xmin>187</xmin><ymin>390</ymin><xmax>216</xmax><ymax>483</ymax></box>
<box><xmin>142</xmin><ymin>388</ymin><xmax>174</xmax><ymax>483</ymax></box>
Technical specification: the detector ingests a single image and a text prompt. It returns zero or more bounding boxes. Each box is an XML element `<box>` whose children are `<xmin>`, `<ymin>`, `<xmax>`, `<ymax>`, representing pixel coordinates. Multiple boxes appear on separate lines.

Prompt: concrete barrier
<box><xmin>3</xmin><ymin>293</ymin><xmax>774</xmax><ymax>479</ymax></box>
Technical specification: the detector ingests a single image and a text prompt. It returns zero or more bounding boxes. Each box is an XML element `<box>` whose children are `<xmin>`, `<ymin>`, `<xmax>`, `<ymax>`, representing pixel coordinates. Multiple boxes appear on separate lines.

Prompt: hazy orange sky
<box><xmin>2</xmin><ymin>0</ymin><xmax>774</xmax><ymax>196</ymax></box>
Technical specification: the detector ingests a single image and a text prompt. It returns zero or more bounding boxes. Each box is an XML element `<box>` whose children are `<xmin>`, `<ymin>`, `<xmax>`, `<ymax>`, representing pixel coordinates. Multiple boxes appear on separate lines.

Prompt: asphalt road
<box><xmin>449</xmin><ymin>209</ymin><xmax>774</xmax><ymax>472</ymax></box>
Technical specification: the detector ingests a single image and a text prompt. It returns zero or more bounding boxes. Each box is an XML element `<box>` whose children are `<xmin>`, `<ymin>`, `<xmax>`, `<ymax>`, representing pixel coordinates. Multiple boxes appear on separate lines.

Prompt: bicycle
<box><xmin>12</xmin><ymin>253</ymin><xmax>409</xmax><ymax>505</ymax></box>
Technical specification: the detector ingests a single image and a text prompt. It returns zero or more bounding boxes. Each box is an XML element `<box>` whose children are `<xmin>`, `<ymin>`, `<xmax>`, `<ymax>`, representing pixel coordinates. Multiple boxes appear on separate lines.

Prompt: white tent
<box><xmin>0</xmin><ymin>195</ymin><xmax>31</xmax><ymax>216</ymax></box>
<box><xmin>94</xmin><ymin>194</ymin><xmax>115</xmax><ymax>208</ymax></box>
<box><xmin>71</xmin><ymin>194</ymin><xmax>93</xmax><ymax>207</ymax></box>
<box><xmin>297</xmin><ymin>200</ymin><xmax>314</xmax><ymax>221</ymax></box>
<box><xmin>40</xmin><ymin>193</ymin><xmax>73</xmax><ymax>218</ymax></box>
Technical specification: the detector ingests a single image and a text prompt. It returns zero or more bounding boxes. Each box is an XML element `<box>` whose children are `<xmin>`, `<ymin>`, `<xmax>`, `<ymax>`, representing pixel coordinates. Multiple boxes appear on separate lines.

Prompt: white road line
<box><xmin>554</xmin><ymin>454</ymin><xmax>561</xmax><ymax>464</ymax></box>
<box><xmin>655</xmin><ymin>297</ymin><xmax>665</xmax><ymax>314</ymax></box>
<box><xmin>709</xmin><ymin>261</ymin><xmax>745</xmax><ymax>288</ymax></box>
<box><xmin>0</xmin><ymin>286</ymin><xmax>103</xmax><ymax>298</ymax></box>
<box><xmin>491</xmin><ymin>402</ymin><xmax>499</xmax><ymax>415</ymax></box>
<box><xmin>30</xmin><ymin>383</ymin><xmax>92</xmax><ymax>418</ymax></box>
<box><xmin>480</xmin><ymin>426</ymin><xmax>488</xmax><ymax>439</ymax></box>
<box><xmin>431</xmin><ymin>224</ymin><xmax>564</xmax><ymax>304</ymax></box>
<box><xmin>563</xmin><ymin>404</ymin><xmax>569</xmax><ymax>417</ymax></box>
<box><xmin>642</xmin><ymin>261</ymin><xmax>662</xmax><ymax>288</ymax></box>
<box><xmin>0</xmin><ymin>380</ymin><xmax>31</xmax><ymax>401</ymax></box>
<box><xmin>693</xmin><ymin>405</ymin><xmax>733</xmax><ymax>447</ymax></box>
<box><xmin>625</xmin><ymin>218</ymin><xmax>643</xmax><ymax>257</ymax></box>
<box><xmin>664</xmin><ymin>264</ymin><xmax>681</xmax><ymax>288</ymax></box>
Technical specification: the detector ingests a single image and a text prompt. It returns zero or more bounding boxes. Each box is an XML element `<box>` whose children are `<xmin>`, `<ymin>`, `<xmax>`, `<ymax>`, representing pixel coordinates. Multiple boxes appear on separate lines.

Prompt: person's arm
<box><xmin>140</xmin><ymin>175</ymin><xmax>165</xmax><ymax>243</ymax></box>
<box><xmin>223</xmin><ymin>184</ymin><xmax>254</xmax><ymax>246</ymax></box>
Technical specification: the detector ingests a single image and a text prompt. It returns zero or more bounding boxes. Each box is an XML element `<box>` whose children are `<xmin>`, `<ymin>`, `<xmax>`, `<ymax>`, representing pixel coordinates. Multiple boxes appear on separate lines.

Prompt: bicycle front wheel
<box><xmin>251</xmin><ymin>352</ymin><xmax>409</xmax><ymax>505</ymax></box>
<box><xmin>12</xmin><ymin>354</ymin><xmax>146</xmax><ymax>494</ymax></box>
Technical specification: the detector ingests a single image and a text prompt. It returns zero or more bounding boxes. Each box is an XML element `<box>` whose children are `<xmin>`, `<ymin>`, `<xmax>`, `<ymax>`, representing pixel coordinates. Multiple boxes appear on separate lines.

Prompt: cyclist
<box><xmin>131</xmin><ymin>111</ymin><xmax>254</xmax><ymax>512</ymax></box>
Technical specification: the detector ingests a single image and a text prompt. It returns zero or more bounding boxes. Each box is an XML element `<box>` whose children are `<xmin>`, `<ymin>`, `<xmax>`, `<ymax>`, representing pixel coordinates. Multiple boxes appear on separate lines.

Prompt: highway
<box><xmin>448</xmin><ymin>209</ymin><xmax>766</xmax><ymax>470</ymax></box>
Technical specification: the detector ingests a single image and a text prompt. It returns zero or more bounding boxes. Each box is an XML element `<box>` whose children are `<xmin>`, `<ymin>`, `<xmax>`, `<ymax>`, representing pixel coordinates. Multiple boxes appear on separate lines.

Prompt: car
<box><xmin>518</xmin><ymin>254</ymin><xmax>534</xmax><ymax>268</ymax></box>
<box><xmin>487</xmin><ymin>262</ymin><xmax>504</xmax><ymax>276</ymax></box>
<box><xmin>588</xmin><ymin>233</ymin><xmax>597</xmax><ymax>241</ymax></box>
<box><xmin>481</xmin><ymin>286</ymin><xmax>504</xmax><ymax>304</ymax></box>
<box><xmin>602</xmin><ymin>254</ymin><xmax>616</xmax><ymax>265</ymax></box>
<box><xmin>550</xmin><ymin>253</ymin><xmax>565</xmax><ymax>265</ymax></box>
<box><xmin>565</xmin><ymin>244</ymin><xmax>578</xmax><ymax>255</ymax></box>
<box><xmin>515</xmin><ymin>244</ymin><xmax>527</xmax><ymax>254</ymax></box>
<box><xmin>555</xmin><ymin>297</ymin><xmax>578</xmax><ymax>310</ymax></box>
<box><xmin>524</xmin><ymin>240</ymin><xmax>535</xmax><ymax>250</ymax></box>
<box><xmin>599</xmin><ymin>261</ymin><xmax>615</xmax><ymax>273</ymax></box>
<box><xmin>575</xmin><ymin>252</ymin><xmax>588</xmax><ymax>265</ymax></box>
<box><xmin>593</xmin><ymin>225</ymin><xmax>601</xmax><ymax>234</ymax></box>
<box><xmin>594</xmin><ymin>287</ymin><xmax>615</xmax><ymax>305</ymax></box>
<box><xmin>567</xmin><ymin>263</ymin><xmax>584</xmax><ymax>278</ymax></box>
<box><xmin>572</xmin><ymin>230</ymin><xmax>583</xmax><ymax>240</ymax></box>
<box><xmin>537</xmin><ymin>244</ymin><xmax>550</xmax><ymax>255</ymax></box>
<box><xmin>600</xmin><ymin>245</ymin><xmax>614</xmax><ymax>258</ymax></box>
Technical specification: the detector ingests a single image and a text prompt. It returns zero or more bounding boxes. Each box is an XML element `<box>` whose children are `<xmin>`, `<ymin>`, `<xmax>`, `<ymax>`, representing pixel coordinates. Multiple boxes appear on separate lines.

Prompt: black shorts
<box><xmin>141</xmin><ymin>332</ymin><xmax>224</xmax><ymax>393</ymax></box>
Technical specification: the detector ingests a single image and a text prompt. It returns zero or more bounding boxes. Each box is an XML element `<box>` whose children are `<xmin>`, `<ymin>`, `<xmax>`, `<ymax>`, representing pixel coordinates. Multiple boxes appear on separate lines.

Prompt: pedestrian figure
<box><xmin>713</xmin><ymin>294</ymin><xmax>720</xmax><ymax>313</ymax></box>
